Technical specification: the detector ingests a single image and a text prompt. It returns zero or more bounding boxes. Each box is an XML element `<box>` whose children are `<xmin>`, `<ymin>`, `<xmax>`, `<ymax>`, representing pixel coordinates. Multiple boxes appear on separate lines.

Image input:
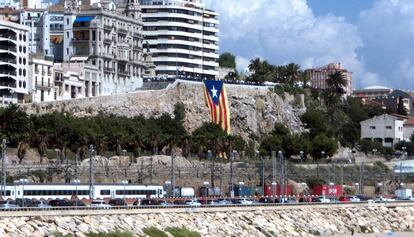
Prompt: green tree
<box><xmin>192</xmin><ymin>123</ymin><xmax>227</xmax><ymax>157</ymax></box>
<box><xmin>270</xmin><ymin>123</ymin><xmax>290</xmax><ymax>136</ymax></box>
<box><xmin>327</xmin><ymin>71</ymin><xmax>347</xmax><ymax>94</ymax></box>
<box><xmin>173</xmin><ymin>102</ymin><xmax>186</xmax><ymax>122</ymax></box>
<box><xmin>397</xmin><ymin>96</ymin><xmax>408</xmax><ymax>116</ymax></box>
<box><xmin>310</xmin><ymin>134</ymin><xmax>338</xmax><ymax>159</ymax></box>
<box><xmin>218</xmin><ymin>52</ymin><xmax>236</xmax><ymax>69</ymax></box>
<box><xmin>0</xmin><ymin>104</ymin><xmax>33</xmax><ymax>146</ymax></box>
<box><xmin>259</xmin><ymin>135</ymin><xmax>282</xmax><ymax>156</ymax></box>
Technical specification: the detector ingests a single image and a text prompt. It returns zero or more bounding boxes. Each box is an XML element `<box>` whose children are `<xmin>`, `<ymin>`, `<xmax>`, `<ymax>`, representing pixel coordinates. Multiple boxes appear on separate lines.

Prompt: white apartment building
<box><xmin>63</xmin><ymin>0</ymin><xmax>146</xmax><ymax>95</ymax></box>
<box><xmin>360</xmin><ymin>114</ymin><xmax>404</xmax><ymax>147</ymax></box>
<box><xmin>29</xmin><ymin>57</ymin><xmax>55</xmax><ymax>102</ymax></box>
<box><xmin>0</xmin><ymin>0</ymin><xmax>19</xmax><ymax>9</ymax></box>
<box><xmin>140</xmin><ymin>0</ymin><xmax>219</xmax><ymax>80</ymax></box>
<box><xmin>0</xmin><ymin>20</ymin><xmax>29</xmax><ymax>105</ymax></box>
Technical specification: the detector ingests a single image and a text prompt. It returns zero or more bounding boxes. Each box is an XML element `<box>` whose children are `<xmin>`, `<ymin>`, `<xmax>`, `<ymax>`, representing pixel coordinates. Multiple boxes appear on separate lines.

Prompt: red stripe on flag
<box><xmin>220</xmin><ymin>90</ymin><xmax>228</xmax><ymax>133</ymax></box>
<box><xmin>207</xmin><ymin>92</ymin><xmax>217</xmax><ymax>123</ymax></box>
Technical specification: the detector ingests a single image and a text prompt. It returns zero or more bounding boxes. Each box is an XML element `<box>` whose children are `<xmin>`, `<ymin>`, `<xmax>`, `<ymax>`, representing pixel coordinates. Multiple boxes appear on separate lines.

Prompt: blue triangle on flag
<box><xmin>204</xmin><ymin>80</ymin><xmax>223</xmax><ymax>106</ymax></box>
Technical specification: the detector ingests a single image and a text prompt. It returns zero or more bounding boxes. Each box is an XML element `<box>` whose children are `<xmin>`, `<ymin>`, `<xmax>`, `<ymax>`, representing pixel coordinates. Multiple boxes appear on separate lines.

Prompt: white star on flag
<box><xmin>211</xmin><ymin>86</ymin><xmax>218</xmax><ymax>98</ymax></box>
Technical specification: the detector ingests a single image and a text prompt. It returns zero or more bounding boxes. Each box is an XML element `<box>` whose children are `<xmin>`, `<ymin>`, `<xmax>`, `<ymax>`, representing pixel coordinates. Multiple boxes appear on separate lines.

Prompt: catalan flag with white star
<box><xmin>203</xmin><ymin>80</ymin><xmax>231</xmax><ymax>134</ymax></box>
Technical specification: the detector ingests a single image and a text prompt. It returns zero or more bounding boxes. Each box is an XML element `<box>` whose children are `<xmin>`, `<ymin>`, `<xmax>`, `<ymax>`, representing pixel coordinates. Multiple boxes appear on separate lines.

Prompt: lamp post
<box><xmin>203</xmin><ymin>181</ymin><xmax>209</xmax><ymax>204</ymax></box>
<box><xmin>121</xmin><ymin>180</ymin><xmax>128</xmax><ymax>206</ymax></box>
<box><xmin>19</xmin><ymin>178</ymin><xmax>29</xmax><ymax>207</ymax></box>
<box><xmin>239</xmin><ymin>182</ymin><xmax>244</xmax><ymax>198</ymax></box>
<box><xmin>377</xmin><ymin>182</ymin><xmax>383</xmax><ymax>196</ymax></box>
<box><xmin>321</xmin><ymin>151</ymin><xmax>325</xmax><ymax>160</ymax></box>
<box><xmin>402</xmin><ymin>147</ymin><xmax>406</xmax><ymax>160</ymax></box>
<box><xmin>372</xmin><ymin>148</ymin><xmax>378</xmax><ymax>157</ymax></box>
<box><xmin>73</xmin><ymin>179</ymin><xmax>80</xmax><ymax>208</ymax></box>
<box><xmin>300</xmin><ymin>151</ymin><xmax>304</xmax><ymax>163</ymax></box>
<box><xmin>165</xmin><ymin>180</ymin><xmax>171</xmax><ymax>197</ymax></box>
<box><xmin>88</xmin><ymin>144</ymin><xmax>95</xmax><ymax>199</ymax></box>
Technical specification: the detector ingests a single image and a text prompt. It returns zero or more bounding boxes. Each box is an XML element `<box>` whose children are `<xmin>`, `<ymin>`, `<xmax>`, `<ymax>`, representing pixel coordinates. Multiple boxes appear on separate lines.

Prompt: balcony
<box><xmin>0</xmin><ymin>45</ymin><xmax>16</xmax><ymax>52</ymax></box>
<box><xmin>72</xmin><ymin>38</ymin><xmax>89</xmax><ymax>43</ymax></box>
<box><xmin>35</xmin><ymin>82</ymin><xmax>51</xmax><ymax>89</ymax></box>
<box><xmin>104</xmin><ymin>67</ymin><xmax>115</xmax><ymax>73</ymax></box>
<box><xmin>133</xmin><ymin>46</ymin><xmax>141</xmax><ymax>51</ymax></box>
<box><xmin>133</xmin><ymin>33</ymin><xmax>143</xmax><ymax>39</ymax></box>
<box><xmin>0</xmin><ymin>34</ymin><xmax>16</xmax><ymax>41</ymax></box>
<box><xmin>0</xmin><ymin>70</ymin><xmax>16</xmax><ymax>76</ymax></box>
<box><xmin>104</xmin><ymin>38</ymin><xmax>112</xmax><ymax>45</ymax></box>
<box><xmin>0</xmin><ymin>81</ymin><xmax>16</xmax><ymax>88</ymax></box>
<box><xmin>50</xmin><ymin>27</ymin><xmax>63</xmax><ymax>32</ymax></box>
<box><xmin>118</xmin><ymin>71</ymin><xmax>129</xmax><ymax>76</ymax></box>
<box><xmin>118</xmin><ymin>29</ymin><xmax>128</xmax><ymax>35</ymax></box>
<box><xmin>0</xmin><ymin>58</ymin><xmax>16</xmax><ymax>64</ymax></box>
<box><xmin>104</xmin><ymin>24</ymin><xmax>113</xmax><ymax>31</ymax></box>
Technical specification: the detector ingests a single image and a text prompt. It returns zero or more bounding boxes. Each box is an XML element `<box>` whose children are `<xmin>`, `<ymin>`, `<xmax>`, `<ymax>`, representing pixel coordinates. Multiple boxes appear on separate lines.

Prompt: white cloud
<box><xmin>359</xmin><ymin>0</ymin><xmax>414</xmax><ymax>89</ymax></box>
<box><xmin>209</xmin><ymin>0</ymin><xmax>379</xmax><ymax>89</ymax></box>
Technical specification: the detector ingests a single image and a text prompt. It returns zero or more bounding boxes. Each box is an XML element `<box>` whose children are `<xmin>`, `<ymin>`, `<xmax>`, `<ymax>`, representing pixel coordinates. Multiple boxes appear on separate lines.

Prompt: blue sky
<box><xmin>207</xmin><ymin>0</ymin><xmax>414</xmax><ymax>90</ymax></box>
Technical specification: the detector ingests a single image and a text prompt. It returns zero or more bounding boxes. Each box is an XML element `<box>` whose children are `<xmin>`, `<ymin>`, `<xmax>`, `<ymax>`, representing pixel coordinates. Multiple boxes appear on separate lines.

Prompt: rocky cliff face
<box><xmin>22</xmin><ymin>80</ymin><xmax>304</xmax><ymax>139</ymax></box>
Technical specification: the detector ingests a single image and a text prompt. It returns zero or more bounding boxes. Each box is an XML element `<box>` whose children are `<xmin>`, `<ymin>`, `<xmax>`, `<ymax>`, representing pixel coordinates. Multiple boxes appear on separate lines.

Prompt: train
<box><xmin>0</xmin><ymin>183</ymin><xmax>164</xmax><ymax>200</ymax></box>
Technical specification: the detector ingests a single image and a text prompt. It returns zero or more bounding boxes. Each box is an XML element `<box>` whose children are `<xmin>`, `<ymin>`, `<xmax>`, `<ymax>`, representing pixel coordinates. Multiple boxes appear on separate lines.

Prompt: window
<box><xmin>66</xmin><ymin>18</ymin><xmax>69</xmax><ymax>25</ymax></box>
<box><xmin>100</xmin><ymin>190</ymin><xmax>110</xmax><ymax>195</ymax></box>
<box><xmin>386</xmin><ymin>126</ymin><xmax>392</xmax><ymax>130</ymax></box>
<box><xmin>66</xmin><ymin>32</ymin><xmax>69</xmax><ymax>38</ymax></box>
<box><xmin>369</xmin><ymin>126</ymin><xmax>376</xmax><ymax>130</ymax></box>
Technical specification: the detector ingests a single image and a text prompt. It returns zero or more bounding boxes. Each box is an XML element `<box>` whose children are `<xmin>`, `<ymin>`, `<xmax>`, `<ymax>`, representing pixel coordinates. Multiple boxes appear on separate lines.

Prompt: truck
<box><xmin>395</xmin><ymin>188</ymin><xmax>413</xmax><ymax>200</ymax></box>
<box><xmin>174</xmin><ymin>187</ymin><xmax>195</xmax><ymax>197</ymax></box>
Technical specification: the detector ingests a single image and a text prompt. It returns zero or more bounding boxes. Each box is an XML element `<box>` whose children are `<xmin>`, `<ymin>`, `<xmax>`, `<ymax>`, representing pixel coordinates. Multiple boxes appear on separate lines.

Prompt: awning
<box><xmin>74</xmin><ymin>16</ymin><xmax>95</xmax><ymax>23</ymax></box>
<box><xmin>70</xmin><ymin>56</ymin><xmax>88</xmax><ymax>62</ymax></box>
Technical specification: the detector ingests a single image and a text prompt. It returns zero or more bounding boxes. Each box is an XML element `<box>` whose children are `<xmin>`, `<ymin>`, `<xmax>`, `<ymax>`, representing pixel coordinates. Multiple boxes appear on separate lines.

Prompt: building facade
<box><xmin>63</xmin><ymin>0</ymin><xmax>146</xmax><ymax>96</ymax></box>
<box><xmin>360</xmin><ymin>114</ymin><xmax>404</xmax><ymax>147</ymax></box>
<box><xmin>140</xmin><ymin>0</ymin><xmax>219</xmax><ymax>80</ymax></box>
<box><xmin>352</xmin><ymin>86</ymin><xmax>392</xmax><ymax>100</ymax></box>
<box><xmin>29</xmin><ymin>56</ymin><xmax>55</xmax><ymax>102</ymax></box>
<box><xmin>306</xmin><ymin>63</ymin><xmax>353</xmax><ymax>96</ymax></box>
<box><xmin>0</xmin><ymin>20</ymin><xmax>29</xmax><ymax>105</ymax></box>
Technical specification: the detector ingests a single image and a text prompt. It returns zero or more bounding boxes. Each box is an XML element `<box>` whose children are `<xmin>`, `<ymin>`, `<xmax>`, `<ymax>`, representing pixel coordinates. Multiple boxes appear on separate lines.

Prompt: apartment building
<box><xmin>0</xmin><ymin>20</ymin><xmax>29</xmax><ymax>105</ymax></box>
<box><xmin>140</xmin><ymin>0</ymin><xmax>219</xmax><ymax>80</ymax></box>
<box><xmin>29</xmin><ymin>56</ymin><xmax>55</xmax><ymax>102</ymax></box>
<box><xmin>306</xmin><ymin>63</ymin><xmax>353</xmax><ymax>96</ymax></box>
<box><xmin>63</xmin><ymin>0</ymin><xmax>146</xmax><ymax>95</ymax></box>
<box><xmin>360</xmin><ymin>114</ymin><xmax>404</xmax><ymax>147</ymax></box>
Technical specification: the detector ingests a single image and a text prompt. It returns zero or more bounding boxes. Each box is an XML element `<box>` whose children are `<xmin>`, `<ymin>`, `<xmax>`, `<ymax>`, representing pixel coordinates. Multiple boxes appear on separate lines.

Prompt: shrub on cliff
<box><xmin>86</xmin><ymin>230</ymin><xmax>133</xmax><ymax>237</ymax></box>
<box><xmin>143</xmin><ymin>227</ymin><xmax>168</xmax><ymax>237</ymax></box>
<box><xmin>165</xmin><ymin>227</ymin><xmax>201</xmax><ymax>237</ymax></box>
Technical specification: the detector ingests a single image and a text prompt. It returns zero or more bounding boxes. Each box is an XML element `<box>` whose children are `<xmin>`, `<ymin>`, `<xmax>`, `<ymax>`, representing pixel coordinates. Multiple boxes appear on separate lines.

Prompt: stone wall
<box><xmin>1</xmin><ymin>204</ymin><xmax>413</xmax><ymax>237</ymax></box>
<box><xmin>21</xmin><ymin>80</ymin><xmax>304</xmax><ymax>140</ymax></box>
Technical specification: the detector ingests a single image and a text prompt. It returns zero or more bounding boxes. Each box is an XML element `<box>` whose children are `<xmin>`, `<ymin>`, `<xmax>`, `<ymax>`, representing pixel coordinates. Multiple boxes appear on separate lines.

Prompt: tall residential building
<box><xmin>29</xmin><ymin>56</ymin><xmax>55</xmax><ymax>102</ymax></box>
<box><xmin>306</xmin><ymin>63</ymin><xmax>353</xmax><ymax>96</ymax></box>
<box><xmin>63</xmin><ymin>0</ymin><xmax>146</xmax><ymax>95</ymax></box>
<box><xmin>0</xmin><ymin>20</ymin><xmax>29</xmax><ymax>105</ymax></box>
<box><xmin>140</xmin><ymin>0</ymin><xmax>219</xmax><ymax>80</ymax></box>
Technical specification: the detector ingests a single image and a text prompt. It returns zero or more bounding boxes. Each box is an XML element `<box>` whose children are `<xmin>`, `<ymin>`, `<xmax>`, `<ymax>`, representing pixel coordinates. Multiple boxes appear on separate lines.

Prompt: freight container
<box><xmin>174</xmin><ymin>187</ymin><xmax>195</xmax><ymax>197</ymax></box>
<box><xmin>230</xmin><ymin>185</ymin><xmax>251</xmax><ymax>197</ymax></box>
<box><xmin>395</xmin><ymin>188</ymin><xmax>412</xmax><ymax>200</ymax></box>
<box><xmin>312</xmin><ymin>185</ymin><xmax>343</xmax><ymax>197</ymax></box>
<box><xmin>264</xmin><ymin>184</ymin><xmax>293</xmax><ymax>196</ymax></box>
<box><xmin>199</xmin><ymin>187</ymin><xmax>221</xmax><ymax>197</ymax></box>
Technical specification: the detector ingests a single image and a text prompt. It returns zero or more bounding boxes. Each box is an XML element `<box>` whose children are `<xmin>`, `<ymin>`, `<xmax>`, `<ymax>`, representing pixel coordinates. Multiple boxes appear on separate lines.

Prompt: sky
<box><xmin>205</xmin><ymin>0</ymin><xmax>414</xmax><ymax>90</ymax></box>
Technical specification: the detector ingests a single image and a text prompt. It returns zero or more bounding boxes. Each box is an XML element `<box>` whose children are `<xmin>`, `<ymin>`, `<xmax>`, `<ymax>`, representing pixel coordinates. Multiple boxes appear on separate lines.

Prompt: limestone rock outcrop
<box><xmin>21</xmin><ymin>80</ymin><xmax>304</xmax><ymax>140</ymax></box>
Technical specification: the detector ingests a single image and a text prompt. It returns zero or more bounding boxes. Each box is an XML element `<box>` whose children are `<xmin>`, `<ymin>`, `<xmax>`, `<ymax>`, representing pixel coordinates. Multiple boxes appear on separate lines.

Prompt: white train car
<box><xmin>2</xmin><ymin>184</ymin><xmax>164</xmax><ymax>200</ymax></box>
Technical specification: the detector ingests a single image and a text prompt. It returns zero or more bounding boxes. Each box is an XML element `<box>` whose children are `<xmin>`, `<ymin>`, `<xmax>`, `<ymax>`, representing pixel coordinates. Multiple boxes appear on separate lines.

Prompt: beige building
<box><xmin>306</xmin><ymin>63</ymin><xmax>353</xmax><ymax>96</ymax></box>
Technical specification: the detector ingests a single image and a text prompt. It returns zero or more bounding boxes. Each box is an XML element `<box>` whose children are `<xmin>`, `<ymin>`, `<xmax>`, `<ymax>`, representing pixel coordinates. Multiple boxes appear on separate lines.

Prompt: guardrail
<box><xmin>1</xmin><ymin>201</ymin><xmax>413</xmax><ymax>217</ymax></box>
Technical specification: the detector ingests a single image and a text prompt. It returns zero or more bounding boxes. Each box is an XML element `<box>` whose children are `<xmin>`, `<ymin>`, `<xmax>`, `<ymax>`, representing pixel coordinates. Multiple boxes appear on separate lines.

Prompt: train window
<box><xmin>101</xmin><ymin>190</ymin><xmax>110</xmax><ymax>195</ymax></box>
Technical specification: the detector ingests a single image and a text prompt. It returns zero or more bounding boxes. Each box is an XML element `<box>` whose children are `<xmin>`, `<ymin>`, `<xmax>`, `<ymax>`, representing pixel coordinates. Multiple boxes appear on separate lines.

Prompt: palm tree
<box><xmin>284</xmin><ymin>63</ymin><xmax>301</xmax><ymax>86</ymax></box>
<box><xmin>37</xmin><ymin>129</ymin><xmax>48</xmax><ymax>164</ymax></box>
<box><xmin>327</xmin><ymin>71</ymin><xmax>347</xmax><ymax>94</ymax></box>
<box><xmin>17</xmin><ymin>141</ymin><xmax>30</xmax><ymax>164</ymax></box>
<box><xmin>248</xmin><ymin>57</ymin><xmax>262</xmax><ymax>73</ymax></box>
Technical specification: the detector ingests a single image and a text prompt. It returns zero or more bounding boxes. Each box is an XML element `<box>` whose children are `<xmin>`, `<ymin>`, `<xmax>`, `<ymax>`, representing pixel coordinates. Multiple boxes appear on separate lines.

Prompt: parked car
<box><xmin>184</xmin><ymin>199</ymin><xmax>201</xmax><ymax>206</ymax></box>
<box><xmin>109</xmin><ymin>198</ymin><xmax>126</xmax><ymax>206</ymax></box>
<box><xmin>90</xmin><ymin>200</ymin><xmax>111</xmax><ymax>208</ymax></box>
<box><xmin>15</xmin><ymin>198</ymin><xmax>33</xmax><ymax>207</ymax></box>
<box><xmin>374</xmin><ymin>196</ymin><xmax>395</xmax><ymax>203</ymax></box>
<box><xmin>311</xmin><ymin>196</ymin><xmax>331</xmax><ymax>203</ymax></box>
<box><xmin>234</xmin><ymin>198</ymin><xmax>253</xmax><ymax>205</ymax></box>
<box><xmin>339</xmin><ymin>196</ymin><xmax>350</xmax><ymax>202</ymax></box>
<box><xmin>0</xmin><ymin>200</ymin><xmax>18</xmax><ymax>209</ymax></box>
<box><xmin>172</xmin><ymin>200</ymin><xmax>187</xmax><ymax>205</ymax></box>
<box><xmin>69</xmin><ymin>200</ymin><xmax>86</xmax><ymax>207</ymax></box>
<box><xmin>49</xmin><ymin>199</ymin><xmax>73</xmax><ymax>207</ymax></box>
<box><xmin>28</xmin><ymin>200</ymin><xmax>51</xmax><ymax>208</ymax></box>
<box><xmin>216</xmin><ymin>199</ymin><xmax>233</xmax><ymax>205</ymax></box>
<box><xmin>259</xmin><ymin>197</ymin><xmax>278</xmax><ymax>203</ymax></box>
<box><xmin>157</xmin><ymin>200</ymin><xmax>173</xmax><ymax>206</ymax></box>
<box><xmin>279</xmin><ymin>197</ymin><xmax>298</xmax><ymax>204</ymax></box>
<box><xmin>349</xmin><ymin>196</ymin><xmax>361</xmax><ymax>202</ymax></box>
<box><xmin>200</xmin><ymin>199</ymin><xmax>217</xmax><ymax>205</ymax></box>
<box><xmin>138</xmin><ymin>199</ymin><xmax>160</xmax><ymax>206</ymax></box>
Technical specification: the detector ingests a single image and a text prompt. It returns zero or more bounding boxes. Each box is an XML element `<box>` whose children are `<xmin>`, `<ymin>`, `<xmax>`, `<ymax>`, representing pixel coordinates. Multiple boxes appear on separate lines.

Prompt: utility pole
<box><xmin>208</xmin><ymin>150</ymin><xmax>214</xmax><ymax>187</ymax></box>
<box><xmin>359</xmin><ymin>162</ymin><xmax>364</xmax><ymax>195</ymax></box>
<box><xmin>230</xmin><ymin>150</ymin><xmax>234</xmax><ymax>198</ymax></box>
<box><xmin>150</xmin><ymin>156</ymin><xmax>153</xmax><ymax>183</ymax></box>
<box><xmin>278</xmin><ymin>151</ymin><xmax>285</xmax><ymax>197</ymax></box>
<box><xmin>170</xmin><ymin>150</ymin><xmax>176</xmax><ymax>198</ymax></box>
<box><xmin>88</xmin><ymin>144</ymin><xmax>94</xmax><ymax>199</ymax></box>
<box><xmin>271</xmin><ymin>151</ymin><xmax>276</xmax><ymax>197</ymax></box>
<box><xmin>1</xmin><ymin>139</ymin><xmax>7</xmax><ymax>200</ymax></box>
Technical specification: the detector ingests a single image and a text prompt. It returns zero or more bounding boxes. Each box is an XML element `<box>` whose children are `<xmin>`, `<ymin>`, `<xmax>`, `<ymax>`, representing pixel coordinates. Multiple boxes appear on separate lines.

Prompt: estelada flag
<box><xmin>203</xmin><ymin>80</ymin><xmax>231</xmax><ymax>134</ymax></box>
